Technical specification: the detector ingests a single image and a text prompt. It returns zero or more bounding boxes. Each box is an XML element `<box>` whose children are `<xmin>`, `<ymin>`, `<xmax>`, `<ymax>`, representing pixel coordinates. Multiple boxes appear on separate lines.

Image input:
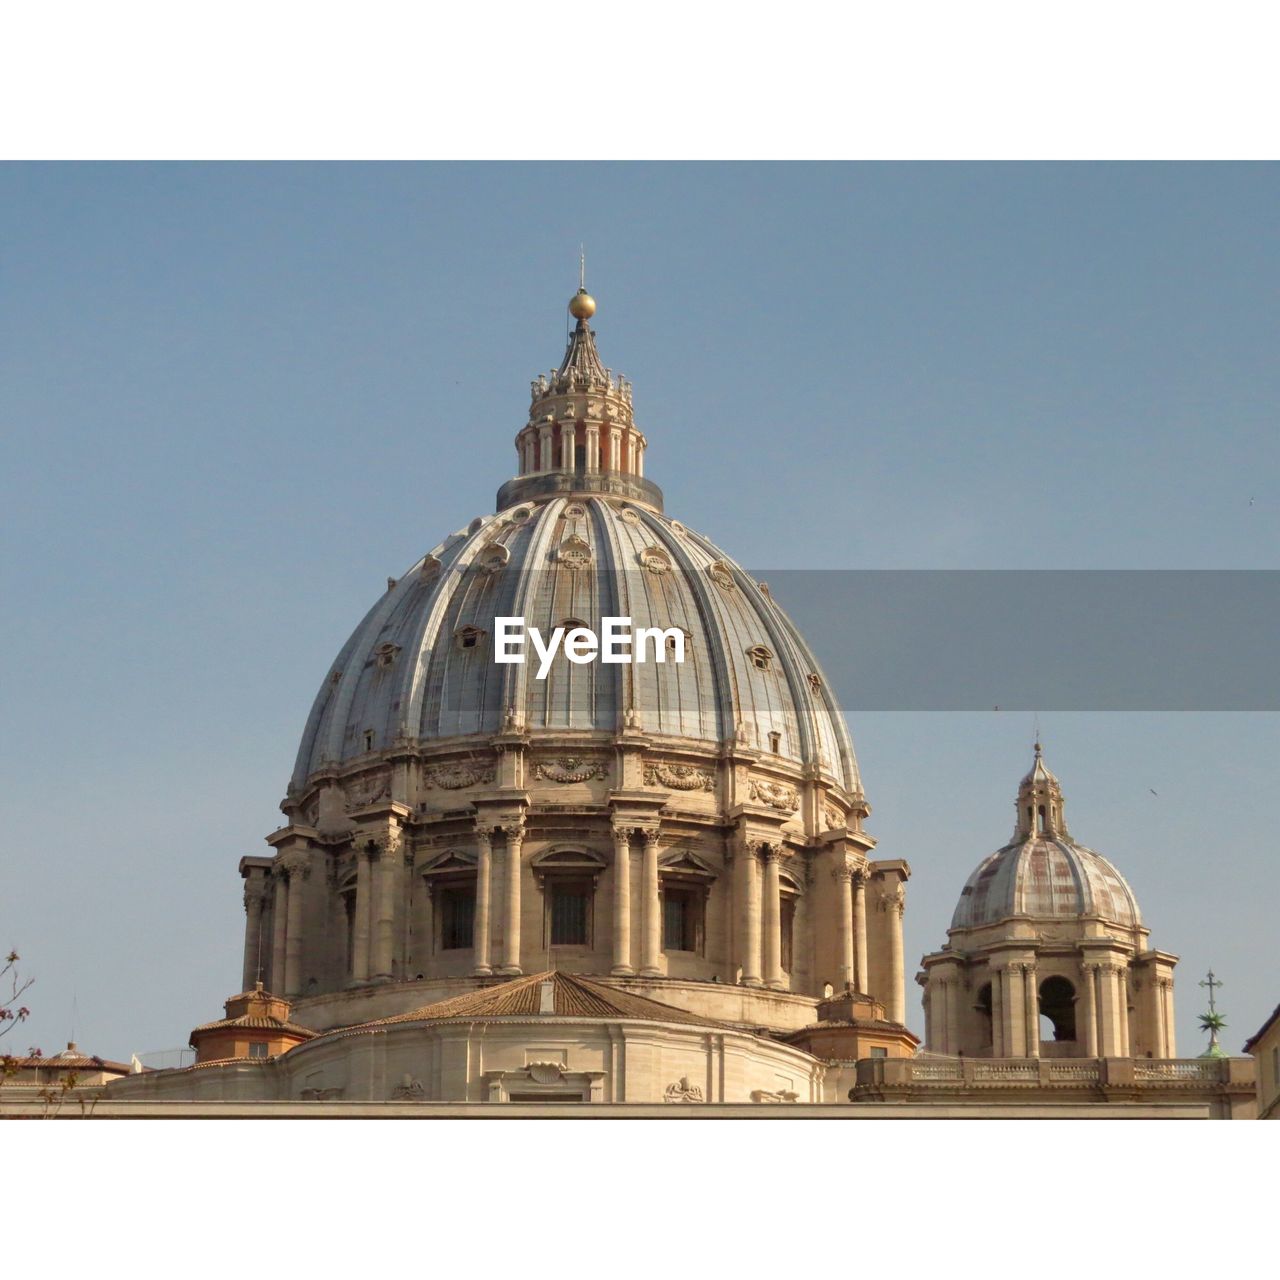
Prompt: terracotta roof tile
<box><xmin>189</xmin><ymin>1014</ymin><xmax>316</xmax><ymax>1038</ymax></box>
<box><xmin>1</xmin><ymin>1053</ymin><xmax>131</xmax><ymax>1074</ymax></box>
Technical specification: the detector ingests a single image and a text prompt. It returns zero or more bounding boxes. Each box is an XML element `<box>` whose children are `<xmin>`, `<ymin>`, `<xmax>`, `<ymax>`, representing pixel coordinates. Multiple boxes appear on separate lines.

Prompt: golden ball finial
<box><xmin>569</xmin><ymin>288</ymin><xmax>596</xmax><ymax>320</ymax></box>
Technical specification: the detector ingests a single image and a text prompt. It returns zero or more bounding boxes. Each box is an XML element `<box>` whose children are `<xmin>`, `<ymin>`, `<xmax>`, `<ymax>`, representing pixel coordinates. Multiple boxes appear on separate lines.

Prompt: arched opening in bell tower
<box><xmin>1039</xmin><ymin>975</ymin><xmax>1077</xmax><ymax>1042</ymax></box>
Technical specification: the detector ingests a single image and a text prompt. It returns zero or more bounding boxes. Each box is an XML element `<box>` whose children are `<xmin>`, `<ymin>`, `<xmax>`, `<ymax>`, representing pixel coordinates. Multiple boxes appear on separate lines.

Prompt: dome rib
<box><xmin>634</xmin><ymin>506</ymin><xmax>737</xmax><ymax>743</ymax></box>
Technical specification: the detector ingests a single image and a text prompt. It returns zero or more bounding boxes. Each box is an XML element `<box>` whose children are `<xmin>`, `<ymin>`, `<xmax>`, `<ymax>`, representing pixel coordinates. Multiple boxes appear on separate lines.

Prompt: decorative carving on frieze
<box><xmin>426</xmin><ymin>762</ymin><xmax>495</xmax><ymax>790</ymax></box>
<box><xmin>645</xmin><ymin>761</ymin><xmax>714</xmax><ymax>792</ymax></box>
<box><xmin>535</xmin><ymin>756</ymin><xmax>607</xmax><ymax>784</ymax></box>
<box><xmin>748</xmin><ymin>778</ymin><xmax>800</xmax><ymax>812</ymax></box>
<box><xmin>750</xmin><ymin>1089</ymin><xmax>799</xmax><ymax>1103</ymax></box>
<box><xmin>300</xmin><ymin>1087</ymin><xmax>344</xmax><ymax>1101</ymax></box>
<box><xmin>345</xmin><ymin>773</ymin><xmax>391</xmax><ymax>810</ymax></box>
<box><xmin>664</xmin><ymin>1076</ymin><xmax>705</xmax><ymax>1103</ymax></box>
<box><xmin>526</xmin><ymin>1061</ymin><xmax>565</xmax><ymax>1084</ymax></box>
<box><xmin>823</xmin><ymin>805</ymin><xmax>845</xmax><ymax>830</ymax></box>
<box><xmin>391</xmin><ymin>1077</ymin><xmax>426</xmax><ymax>1100</ymax></box>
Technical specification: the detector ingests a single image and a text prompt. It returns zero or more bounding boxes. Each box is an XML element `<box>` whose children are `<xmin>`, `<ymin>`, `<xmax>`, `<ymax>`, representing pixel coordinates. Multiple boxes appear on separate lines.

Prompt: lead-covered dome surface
<box><xmin>292</xmin><ymin>495</ymin><xmax>862</xmax><ymax>794</ymax></box>
<box><xmin>950</xmin><ymin>835</ymin><xmax>1142</xmax><ymax>930</ymax></box>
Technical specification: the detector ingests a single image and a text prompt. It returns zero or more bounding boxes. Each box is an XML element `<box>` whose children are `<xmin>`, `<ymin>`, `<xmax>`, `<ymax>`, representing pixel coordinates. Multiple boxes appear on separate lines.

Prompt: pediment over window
<box><xmin>779</xmin><ymin>868</ymin><xmax>806</xmax><ymax>897</ymax></box>
<box><xmin>659</xmin><ymin>849</ymin><xmax>718</xmax><ymax>881</ymax></box>
<box><xmin>420</xmin><ymin>849</ymin><xmax>478</xmax><ymax>878</ymax></box>
<box><xmin>531</xmin><ymin>846</ymin><xmax>607</xmax><ymax>884</ymax></box>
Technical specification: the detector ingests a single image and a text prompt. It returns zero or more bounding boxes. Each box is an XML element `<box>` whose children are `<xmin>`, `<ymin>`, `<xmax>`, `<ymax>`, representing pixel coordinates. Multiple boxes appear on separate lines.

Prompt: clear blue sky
<box><xmin>2</xmin><ymin>163</ymin><xmax>1277</xmax><ymax>1060</ymax></box>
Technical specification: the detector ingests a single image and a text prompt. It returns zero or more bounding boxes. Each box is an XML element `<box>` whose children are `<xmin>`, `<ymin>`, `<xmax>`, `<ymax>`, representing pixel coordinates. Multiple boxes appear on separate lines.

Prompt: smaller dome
<box><xmin>950</xmin><ymin>834</ymin><xmax>1142</xmax><ymax>930</ymax></box>
<box><xmin>950</xmin><ymin>746</ymin><xmax>1142</xmax><ymax>931</ymax></box>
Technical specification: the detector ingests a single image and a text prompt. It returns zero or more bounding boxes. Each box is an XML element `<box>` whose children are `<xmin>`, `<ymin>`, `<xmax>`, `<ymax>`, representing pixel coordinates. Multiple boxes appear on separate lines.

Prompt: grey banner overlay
<box><xmin>500</xmin><ymin>570</ymin><xmax>1279</xmax><ymax>710</ymax></box>
<box><xmin>753</xmin><ymin>570</ymin><xmax>1279</xmax><ymax>710</ymax></box>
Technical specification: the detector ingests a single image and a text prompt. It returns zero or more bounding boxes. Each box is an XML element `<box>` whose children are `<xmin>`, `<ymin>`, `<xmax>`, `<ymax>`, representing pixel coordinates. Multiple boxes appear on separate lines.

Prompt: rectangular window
<box><xmin>662</xmin><ymin>887</ymin><xmax>702</xmax><ymax>953</ymax></box>
<box><xmin>440</xmin><ymin>886</ymin><xmax>476</xmax><ymax>950</ymax></box>
<box><xmin>870</xmin><ymin>1046</ymin><xmax>888</xmax><ymax>1058</ymax></box>
<box><xmin>550</xmin><ymin>884</ymin><xmax>589</xmax><ymax>946</ymax></box>
<box><xmin>780</xmin><ymin>896</ymin><xmax>796</xmax><ymax>973</ymax></box>
<box><xmin>248</xmin><ymin>1042</ymin><xmax>269</xmax><ymax>1059</ymax></box>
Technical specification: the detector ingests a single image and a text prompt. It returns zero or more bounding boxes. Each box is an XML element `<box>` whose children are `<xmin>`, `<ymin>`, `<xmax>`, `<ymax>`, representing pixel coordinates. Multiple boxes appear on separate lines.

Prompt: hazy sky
<box><xmin>2</xmin><ymin>163</ymin><xmax>1277</xmax><ymax>1061</ymax></box>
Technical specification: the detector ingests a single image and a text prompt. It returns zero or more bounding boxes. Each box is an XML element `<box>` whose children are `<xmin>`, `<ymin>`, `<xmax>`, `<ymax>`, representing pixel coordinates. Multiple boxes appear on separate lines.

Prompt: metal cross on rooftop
<box><xmin>1199</xmin><ymin>969</ymin><xmax>1223</xmax><ymax>1014</ymax></box>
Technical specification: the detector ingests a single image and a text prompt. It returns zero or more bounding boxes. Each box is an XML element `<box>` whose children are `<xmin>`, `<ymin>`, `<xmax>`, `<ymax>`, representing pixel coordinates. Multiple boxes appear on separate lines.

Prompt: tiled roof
<box><xmin>1</xmin><ymin>1053</ymin><xmax>131</xmax><ymax>1074</ymax></box>
<box><xmin>1244</xmin><ymin>1000</ymin><xmax>1280</xmax><ymax>1054</ymax></box>
<box><xmin>331</xmin><ymin>971</ymin><xmax>732</xmax><ymax>1037</ymax></box>
<box><xmin>785</xmin><ymin>1018</ymin><xmax>918</xmax><ymax>1038</ymax></box>
<box><xmin>189</xmin><ymin>1014</ymin><xmax>316</xmax><ymax>1038</ymax></box>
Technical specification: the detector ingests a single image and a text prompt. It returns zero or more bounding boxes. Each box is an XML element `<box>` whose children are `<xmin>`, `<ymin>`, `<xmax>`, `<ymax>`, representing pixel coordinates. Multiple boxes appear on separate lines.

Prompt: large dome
<box><xmin>291</xmin><ymin>297</ymin><xmax>862</xmax><ymax>796</ymax></box>
<box><xmin>237</xmin><ymin>286</ymin><xmax>899</xmax><ymax>1032</ymax></box>
<box><xmin>293</xmin><ymin>494</ymin><xmax>859</xmax><ymax>792</ymax></box>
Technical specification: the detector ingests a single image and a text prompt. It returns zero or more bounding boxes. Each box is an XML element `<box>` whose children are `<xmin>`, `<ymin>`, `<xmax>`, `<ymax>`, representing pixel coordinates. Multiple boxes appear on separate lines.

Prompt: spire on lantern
<box><xmin>559</xmin><ymin>253</ymin><xmax>607</xmax><ymax>387</ymax></box>
<box><xmin>568</xmin><ymin>246</ymin><xmax>596</xmax><ymax>321</ymax></box>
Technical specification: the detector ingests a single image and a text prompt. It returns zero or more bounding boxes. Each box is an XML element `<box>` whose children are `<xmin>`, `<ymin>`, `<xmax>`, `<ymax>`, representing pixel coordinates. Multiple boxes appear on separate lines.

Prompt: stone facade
<box><xmin>851</xmin><ymin>1054</ymin><xmax>1255</xmax><ymax>1119</ymax></box>
<box><xmin>1244</xmin><ymin>1001</ymin><xmax>1280</xmax><ymax>1119</ymax></box>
